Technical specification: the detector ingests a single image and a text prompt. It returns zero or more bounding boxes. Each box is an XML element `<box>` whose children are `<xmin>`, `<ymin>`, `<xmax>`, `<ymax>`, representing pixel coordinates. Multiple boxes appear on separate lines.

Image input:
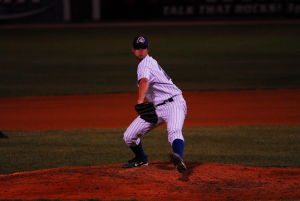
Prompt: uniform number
<box><xmin>158</xmin><ymin>64</ymin><xmax>171</xmax><ymax>80</ymax></box>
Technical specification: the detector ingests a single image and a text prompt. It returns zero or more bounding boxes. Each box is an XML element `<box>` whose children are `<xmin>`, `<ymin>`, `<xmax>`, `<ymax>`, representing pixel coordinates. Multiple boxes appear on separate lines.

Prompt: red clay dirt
<box><xmin>1</xmin><ymin>162</ymin><xmax>300</xmax><ymax>201</ymax></box>
<box><xmin>1</xmin><ymin>89</ymin><xmax>300</xmax><ymax>200</ymax></box>
<box><xmin>0</xmin><ymin>89</ymin><xmax>300</xmax><ymax>130</ymax></box>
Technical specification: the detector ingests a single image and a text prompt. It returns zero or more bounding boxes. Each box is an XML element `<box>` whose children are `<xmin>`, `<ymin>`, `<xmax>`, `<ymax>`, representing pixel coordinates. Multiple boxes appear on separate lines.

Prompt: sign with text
<box><xmin>0</xmin><ymin>0</ymin><xmax>63</xmax><ymax>22</ymax></box>
<box><xmin>162</xmin><ymin>0</ymin><xmax>300</xmax><ymax>17</ymax></box>
<box><xmin>102</xmin><ymin>0</ymin><xmax>300</xmax><ymax>20</ymax></box>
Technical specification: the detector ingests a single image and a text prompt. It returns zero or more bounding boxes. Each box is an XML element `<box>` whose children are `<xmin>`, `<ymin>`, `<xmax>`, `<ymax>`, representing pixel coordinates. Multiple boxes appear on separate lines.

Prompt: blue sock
<box><xmin>172</xmin><ymin>139</ymin><xmax>184</xmax><ymax>158</ymax></box>
<box><xmin>130</xmin><ymin>142</ymin><xmax>147</xmax><ymax>159</ymax></box>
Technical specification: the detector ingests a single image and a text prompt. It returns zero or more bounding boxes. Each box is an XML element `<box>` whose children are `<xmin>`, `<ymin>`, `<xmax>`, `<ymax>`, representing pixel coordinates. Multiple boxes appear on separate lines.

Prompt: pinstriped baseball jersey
<box><xmin>124</xmin><ymin>54</ymin><xmax>187</xmax><ymax>146</ymax></box>
<box><xmin>137</xmin><ymin>55</ymin><xmax>182</xmax><ymax>105</ymax></box>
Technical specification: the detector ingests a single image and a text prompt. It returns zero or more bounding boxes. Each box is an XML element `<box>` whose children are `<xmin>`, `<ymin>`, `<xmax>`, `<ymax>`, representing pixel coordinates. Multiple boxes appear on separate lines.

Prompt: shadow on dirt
<box><xmin>153</xmin><ymin>161</ymin><xmax>202</xmax><ymax>182</ymax></box>
<box><xmin>153</xmin><ymin>161</ymin><xmax>174</xmax><ymax>171</ymax></box>
<box><xmin>179</xmin><ymin>162</ymin><xmax>202</xmax><ymax>182</ymax></box>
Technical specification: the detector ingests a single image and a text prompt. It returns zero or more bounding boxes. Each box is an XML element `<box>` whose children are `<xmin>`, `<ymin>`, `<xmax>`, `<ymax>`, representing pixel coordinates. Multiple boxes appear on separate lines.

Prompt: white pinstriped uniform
<box><xmin>123</xmin><ymin>55</ymin><xmax>187</xmax><ymax>146</ymax></box>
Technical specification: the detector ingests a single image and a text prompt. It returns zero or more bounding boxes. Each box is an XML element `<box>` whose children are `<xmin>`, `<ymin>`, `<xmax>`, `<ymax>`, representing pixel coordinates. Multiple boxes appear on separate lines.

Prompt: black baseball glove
<box><xmin>135</xmin><ymin>102</ymin><xmax>158</xmax><ymax>124</ymax></box>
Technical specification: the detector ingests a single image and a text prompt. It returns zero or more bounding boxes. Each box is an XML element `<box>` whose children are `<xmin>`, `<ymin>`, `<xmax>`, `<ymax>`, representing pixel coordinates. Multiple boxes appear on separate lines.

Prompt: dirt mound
<box><xmin>1</xmin><ymin>162</ymin><xmax>300</xmax><ymax>201</ymax></box>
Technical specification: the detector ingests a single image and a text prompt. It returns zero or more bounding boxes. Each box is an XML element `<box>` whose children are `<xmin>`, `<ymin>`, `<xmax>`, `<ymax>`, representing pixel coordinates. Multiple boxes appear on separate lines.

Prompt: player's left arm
<box><xmin>137</xmin><ymin>78</ymin><xmax>149</xmax><ymax>104</ymax></box>
<box><xmin>135</xmin><ymin>77</ymin><xmax>158</xmax><ymax>124</ymax></box>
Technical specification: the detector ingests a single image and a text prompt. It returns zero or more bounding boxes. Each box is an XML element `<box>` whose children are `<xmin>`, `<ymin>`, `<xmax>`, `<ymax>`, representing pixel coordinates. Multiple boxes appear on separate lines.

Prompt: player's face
<box><xmin>132</xmin><ymin>48</ymin><xmax>148</xmax><ymax>60</ymax></box>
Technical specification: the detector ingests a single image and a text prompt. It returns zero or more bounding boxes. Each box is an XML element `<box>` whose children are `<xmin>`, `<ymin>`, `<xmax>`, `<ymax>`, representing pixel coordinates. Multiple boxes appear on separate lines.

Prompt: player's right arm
<box><xmin>137</xmin><ymin>78</ymin><xmax>149</xmax><ymax>104</ymax></box>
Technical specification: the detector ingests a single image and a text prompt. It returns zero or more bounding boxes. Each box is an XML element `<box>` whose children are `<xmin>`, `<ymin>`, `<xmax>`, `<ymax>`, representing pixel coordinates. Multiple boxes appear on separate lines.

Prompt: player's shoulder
<box><xmin>138</xmin><ymin>55</ymin><xmax>157</xmax><ymax>68</ymax></box>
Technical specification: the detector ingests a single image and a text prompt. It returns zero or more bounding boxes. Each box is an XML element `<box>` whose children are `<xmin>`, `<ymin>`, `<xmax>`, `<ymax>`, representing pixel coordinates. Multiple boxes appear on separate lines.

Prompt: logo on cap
<box><xmin>133</xmin><ymin>35</ymin><xmax>148</xmax><ymax>49</ymax></box>
<box><xmin>137</xmin><ymin>36</ymin><xmax>145</xmax><ymax>44</ymax></box>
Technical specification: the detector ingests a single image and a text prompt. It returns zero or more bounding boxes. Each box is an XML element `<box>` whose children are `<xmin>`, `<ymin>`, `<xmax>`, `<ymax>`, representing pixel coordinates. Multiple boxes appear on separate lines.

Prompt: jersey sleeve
<box><xmin>137</xmin><ymin>62</ymin><xmax>150</xmax><ymax>81</ymax></box>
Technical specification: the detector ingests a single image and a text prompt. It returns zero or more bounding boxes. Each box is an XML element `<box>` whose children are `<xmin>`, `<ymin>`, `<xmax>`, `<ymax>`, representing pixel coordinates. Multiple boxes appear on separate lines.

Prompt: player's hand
<box><xmin>137</xmin><ymin>100</ymin><xmax>144</xmax><ymax>104</ymax></box>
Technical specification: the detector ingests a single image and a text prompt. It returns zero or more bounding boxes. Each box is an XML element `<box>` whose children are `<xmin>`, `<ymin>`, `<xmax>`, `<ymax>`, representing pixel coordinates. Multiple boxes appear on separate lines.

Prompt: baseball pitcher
<box><xmin>123</xmin><ymin>35</ymin><xmax>187</xmax><ymax>173</ymax></box>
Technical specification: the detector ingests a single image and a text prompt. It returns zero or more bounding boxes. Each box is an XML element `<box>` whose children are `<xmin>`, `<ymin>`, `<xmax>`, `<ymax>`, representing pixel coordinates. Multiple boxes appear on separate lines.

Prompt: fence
<box><xmin>0</xmin><ymin>0</ymin><xmax>299</xmax><ymax>24</ymax></box>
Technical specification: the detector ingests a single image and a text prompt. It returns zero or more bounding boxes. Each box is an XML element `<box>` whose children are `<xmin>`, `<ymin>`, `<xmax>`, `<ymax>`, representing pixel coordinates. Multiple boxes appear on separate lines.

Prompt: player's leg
<box><xmin>159</xmin><ymin>95</ymin><xmax>187</xmax><ymax>172</ymax></box>
<box><xmin>168</xmin><ymin>102</ymin><xmax>187</xmax><ymax>173</ymax></box>
<box><xmin>123</xmin><ymin>116</ymin><xmax>161</xmax><ymax>168</ymax></box>
<box><xmin>165</xmin><ymin>96</ymin><xmax>187</xmax><ymax>155</ymax></box>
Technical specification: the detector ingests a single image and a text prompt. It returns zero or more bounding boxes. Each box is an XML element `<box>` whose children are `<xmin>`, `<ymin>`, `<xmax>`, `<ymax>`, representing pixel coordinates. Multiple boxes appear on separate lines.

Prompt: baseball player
<box><xmin>122</xmin><ymin>35</ymin><xmax>187</xmax><ymax>173</ymax></box>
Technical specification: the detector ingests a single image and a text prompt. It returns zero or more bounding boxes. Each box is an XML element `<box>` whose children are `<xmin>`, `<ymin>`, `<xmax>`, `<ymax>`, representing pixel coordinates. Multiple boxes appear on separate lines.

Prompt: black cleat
<box><xmin>122</xmin><ymin>156</ymin><xmax>148</xmax><ymax>168</ymax></box>
<box><xmin>169</xmin><ymin>152</ymin><xmax>187</xmax><ymax>173</ymax></box>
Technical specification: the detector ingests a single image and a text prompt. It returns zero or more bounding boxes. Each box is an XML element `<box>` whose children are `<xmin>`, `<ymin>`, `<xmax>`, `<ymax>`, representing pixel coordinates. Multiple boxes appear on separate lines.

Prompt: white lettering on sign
<box><xmin>163</xmin><ymin>6</ymin><xmax>195</xmax><ymax>16</ymax></box>
<box><xmin>162</xmin><ymin>2</ymin><xmax>298</xmax><ymax>16</ymax></box>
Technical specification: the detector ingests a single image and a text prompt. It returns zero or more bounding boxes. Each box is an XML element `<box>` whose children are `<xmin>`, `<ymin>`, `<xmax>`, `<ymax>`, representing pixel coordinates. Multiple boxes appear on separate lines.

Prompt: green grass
<box><xmin>0</xmin><ymin>23</ymin><xmax>300</xmax><ymax>97</ymax></box>
<box><xmin>1</xmin><ymin>125</ymin><xmax>300</xmax><ymax>175</ymax></box>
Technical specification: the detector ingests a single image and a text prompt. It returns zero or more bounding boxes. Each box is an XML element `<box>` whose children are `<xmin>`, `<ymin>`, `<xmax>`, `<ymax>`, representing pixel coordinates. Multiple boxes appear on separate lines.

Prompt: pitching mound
<box><xmin>1</xmin><ymin>162</ymin><xmax>300</xmax><ymax>201</ymax></box>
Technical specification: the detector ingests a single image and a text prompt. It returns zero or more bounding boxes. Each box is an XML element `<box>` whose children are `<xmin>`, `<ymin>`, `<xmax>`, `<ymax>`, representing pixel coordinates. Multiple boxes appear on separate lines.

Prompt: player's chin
<box><xmin>138</xmin><ymin>55</ymin><xmax>146</xmax><ymax>60</ymax></box>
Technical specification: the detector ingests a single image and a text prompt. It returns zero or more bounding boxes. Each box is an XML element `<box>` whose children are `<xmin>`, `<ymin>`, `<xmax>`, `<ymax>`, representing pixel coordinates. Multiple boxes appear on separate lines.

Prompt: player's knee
<box><xmin>123</xmin><ymin>129</ymin><xmax>138</xmax><ymax>146</ymax></box>
<box><xmin>123</xmin><ymin>131</ymin><xmax>131</xmax><ymax>145</ymax></box>
<box><xmin>168</xmin><ymin>129</ymin><xmax>184</xmax><ymax>144</ymax></box>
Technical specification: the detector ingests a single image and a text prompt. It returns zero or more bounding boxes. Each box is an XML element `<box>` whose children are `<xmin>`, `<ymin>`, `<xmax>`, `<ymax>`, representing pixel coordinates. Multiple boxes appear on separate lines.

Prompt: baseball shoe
<box><xmin>122</xmin><ymin>156</ymin><xmax>148</xmax><ymax>168</ymax></box>
<box><xmin>169</xmin><ymin>152</ymin><xmax>187</xmax><ymax>173</ymax></box>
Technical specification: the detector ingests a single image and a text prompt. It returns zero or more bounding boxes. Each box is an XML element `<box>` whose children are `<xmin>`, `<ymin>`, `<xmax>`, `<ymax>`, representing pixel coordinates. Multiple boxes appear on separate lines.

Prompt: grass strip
<box><xmin>1</xmin><ymin>125</ymin><xmax>300</xmax><ymax>174</ymax></box>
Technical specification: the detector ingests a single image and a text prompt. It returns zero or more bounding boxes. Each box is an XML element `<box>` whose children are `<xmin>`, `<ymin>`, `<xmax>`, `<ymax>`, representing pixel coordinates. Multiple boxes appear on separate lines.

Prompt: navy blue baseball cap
<box><xmin>133</xmin><ymin>35</ymin><xmax>149</xmax><ymax>49</ymax></box>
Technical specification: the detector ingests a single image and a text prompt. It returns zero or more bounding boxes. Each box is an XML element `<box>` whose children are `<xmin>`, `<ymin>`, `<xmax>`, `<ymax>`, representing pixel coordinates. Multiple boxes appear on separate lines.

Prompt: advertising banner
<box><xmin>0</xmin><ymin>0</ymin><xmax>63</xmax><ymax>23</ymax></box>
<box><xmin>102</xmin><ymin>0</ymin><xmax>300</xmax><ymax>20</ymax></box>
<box><xmin>1</xmin><ymin>0</ymin><xmax>299</xmax><ymax>23</ymax></box>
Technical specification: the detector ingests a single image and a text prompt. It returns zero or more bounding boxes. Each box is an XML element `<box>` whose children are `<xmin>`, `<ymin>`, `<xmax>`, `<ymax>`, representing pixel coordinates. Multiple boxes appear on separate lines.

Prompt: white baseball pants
<box><xmin>123</xmin><ymin>95</ymin><xmax>187</xmax><ymax>146</ymax></box>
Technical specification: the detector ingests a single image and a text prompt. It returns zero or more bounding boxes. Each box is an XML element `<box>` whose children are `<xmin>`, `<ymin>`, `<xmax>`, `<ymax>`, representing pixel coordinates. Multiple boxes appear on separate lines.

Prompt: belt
<box><xmin>156</xmin><ymin>97</ymin><xmax>174</xmax><ymax>107</ymax></box>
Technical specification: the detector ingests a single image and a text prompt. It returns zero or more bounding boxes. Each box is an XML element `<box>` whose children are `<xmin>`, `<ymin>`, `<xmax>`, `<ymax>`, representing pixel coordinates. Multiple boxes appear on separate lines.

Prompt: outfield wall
<box><xmin>0</xmin><ymin>0</ymin><xmax>299</xmax><ymax>24</ymax></box>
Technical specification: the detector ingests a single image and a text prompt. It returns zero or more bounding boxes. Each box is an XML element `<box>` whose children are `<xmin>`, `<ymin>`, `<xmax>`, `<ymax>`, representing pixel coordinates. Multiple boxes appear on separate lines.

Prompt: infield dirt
<box><xmin>1</xmin><ymin>89</ymin><xmax>299</xmax><ymax>130</ymax></box>
<box><xmin>1</xmin><ymin>162</ymin><xmax>300</xmax><ymax>200</ymax></box>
